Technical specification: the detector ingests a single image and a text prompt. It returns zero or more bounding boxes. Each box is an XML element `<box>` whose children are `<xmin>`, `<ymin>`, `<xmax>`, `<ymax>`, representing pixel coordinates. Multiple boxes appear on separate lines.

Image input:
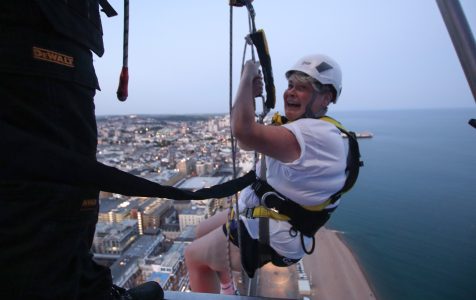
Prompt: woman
<box><xmin>185</xmin><ymin>54</ymin><xmax>347</xmax><ymax>294</ymax></box>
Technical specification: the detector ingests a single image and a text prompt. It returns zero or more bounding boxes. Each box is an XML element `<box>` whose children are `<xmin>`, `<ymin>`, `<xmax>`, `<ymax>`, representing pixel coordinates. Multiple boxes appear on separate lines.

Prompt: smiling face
<box><xmin>283</xmin><ymin>78</ymin><xmax>315</xmax><ymax>121</ymax></box>
<box><xmin>283</xmin><ymin>73</ymin><xmax>333</xmax><ymax>121</ymax></box>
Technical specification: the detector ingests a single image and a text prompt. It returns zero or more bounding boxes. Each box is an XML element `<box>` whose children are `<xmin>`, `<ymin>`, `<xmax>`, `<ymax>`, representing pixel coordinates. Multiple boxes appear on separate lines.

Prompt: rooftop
<box><xmin>148</xmin><ymin>272</ymin><xmax>170</xmax><ymax>286</ymax></box>
<box><xmin>110</xmin><ymin>255</ymin><xmax>139</xmax><ymax>282</ymax></box>
<box><xmin>181</xmin><ymin>206</ymin><xmax>206</xmax><ymax>215</ymax></box>
<box><xmin>123</xmin><ymin>235</ymin><xmax>164</xmax><ymax>258</ymax></box>
<box><xmin>175</xmin><ymin>176</ymin><xmax>225</xmax><ymax>190</ymax></box>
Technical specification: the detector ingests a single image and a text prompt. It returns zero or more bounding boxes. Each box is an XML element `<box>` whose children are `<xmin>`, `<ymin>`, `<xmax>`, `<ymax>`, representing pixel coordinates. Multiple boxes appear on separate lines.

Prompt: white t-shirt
<box><xmin>238</xmin><ymin>118</ymin><xmax>347</xmax><ymax>259</ymax></box>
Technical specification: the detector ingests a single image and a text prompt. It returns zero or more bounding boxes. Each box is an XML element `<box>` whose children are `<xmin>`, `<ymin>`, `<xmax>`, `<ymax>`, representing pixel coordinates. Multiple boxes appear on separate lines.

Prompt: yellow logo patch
<box><xmin>81</xmin><ymin>198</ymin><xmax>97</xmax><ymax>210</ymax></box>
<box><xmin>32</xmin><ymin>46</ymin><xmax>74</xmax><ymax>68</ymax></box>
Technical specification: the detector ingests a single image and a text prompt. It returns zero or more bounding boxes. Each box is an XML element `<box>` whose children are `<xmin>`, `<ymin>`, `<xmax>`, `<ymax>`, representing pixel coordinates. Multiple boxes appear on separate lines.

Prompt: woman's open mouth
<box><xmin>286</xmin><ymin>100</ymin><xmax>301</xmax><ymax>108</ymax></box>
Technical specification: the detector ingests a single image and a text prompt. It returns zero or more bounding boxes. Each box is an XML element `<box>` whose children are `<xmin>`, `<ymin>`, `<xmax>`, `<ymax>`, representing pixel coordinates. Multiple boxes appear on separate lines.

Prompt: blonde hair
<box><xmin>286</xmin><ymin>71</ymin><xmax>336</xmax><ymax>103</ymax></box>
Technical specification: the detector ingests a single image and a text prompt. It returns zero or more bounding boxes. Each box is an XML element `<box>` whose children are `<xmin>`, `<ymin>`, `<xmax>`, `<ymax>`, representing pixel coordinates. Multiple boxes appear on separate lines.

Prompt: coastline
<box><xmin>302</xmin><ymin>227</ymin><xmax>377</xmax><ymax>300</ymax></box>
<box><xmin>334</xmin><ymin>230</ymin><xmax>380</xmax><ymax>300</ymax></box>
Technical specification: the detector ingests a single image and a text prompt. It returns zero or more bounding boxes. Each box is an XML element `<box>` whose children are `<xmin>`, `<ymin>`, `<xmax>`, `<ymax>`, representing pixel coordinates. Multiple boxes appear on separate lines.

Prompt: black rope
<box><xmin>122</xmin><ymin>0</ymin><xmax>129</xmax><ymax>69</ymax></box>
<box><xmin>116</xmin><ymin>0</ymin><xmax>129</xmax><ymax>101</ymax></box>
<box><xmin>227</xmin><ymin>4</ymin><xmax>243</xmax><ymax>295</ymax></box>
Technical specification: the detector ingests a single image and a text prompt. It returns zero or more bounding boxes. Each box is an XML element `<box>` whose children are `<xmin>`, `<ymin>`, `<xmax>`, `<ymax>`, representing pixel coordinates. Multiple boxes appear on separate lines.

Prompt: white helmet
<box><xmin>286</xmin><ymin>54</ymin><xmax>342</xmax><ymax>102</ymax></box>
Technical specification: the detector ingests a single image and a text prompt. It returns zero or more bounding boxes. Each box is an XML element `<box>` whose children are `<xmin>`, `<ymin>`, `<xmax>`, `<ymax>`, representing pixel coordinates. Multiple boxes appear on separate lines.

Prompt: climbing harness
<box><xmin>224</xmin><ymin>207</ymin><xmax>300</xmax><ymax>279</ymax></box>
<box><xmin>235</xmin><ymin>114</ymin><xmax>363</xmax><ymax>277</ymax></box>
<box><xmin>116</xmin><ymin>0</ymin><xmax>129</xmax><ymax>101</ymax></box>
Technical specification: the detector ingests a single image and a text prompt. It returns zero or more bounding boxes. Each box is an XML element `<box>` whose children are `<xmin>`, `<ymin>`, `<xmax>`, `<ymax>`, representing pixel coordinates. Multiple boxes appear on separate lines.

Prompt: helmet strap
<box><xmin>301</xmin><ymin>91</ymin><xmax>327</xmax><ymax>119</ymax></box>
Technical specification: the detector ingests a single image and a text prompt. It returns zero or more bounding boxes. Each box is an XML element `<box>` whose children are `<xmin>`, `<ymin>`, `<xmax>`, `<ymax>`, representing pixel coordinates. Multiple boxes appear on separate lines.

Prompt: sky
<box><xmin>93</xmin><ymin>0</ymin><xmax>476</xmax><ymax>115</ymax></box>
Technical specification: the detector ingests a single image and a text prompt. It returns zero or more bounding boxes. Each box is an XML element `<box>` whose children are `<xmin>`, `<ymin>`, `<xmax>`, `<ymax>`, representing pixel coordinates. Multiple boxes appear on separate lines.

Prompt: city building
<box><xmin>159</xmin><ymin>206</ymin><xmax>181</xmax><ymax>240</ymax></box>
<box><xmin>174</xmin><ymin>175</ymin><xmax>229</xmax><ymax>215</ymax></box>
<box><xmin>144</xmin><ymin>169</ymin><xmax>184</xmax><ymax>186</ymax></box>
<box><xmin>178</xmin><ymin>206</ymin><xmax>207</xmax><ymax>231</ymax></box>
<box><xmin>92</xmin><ymin>220</ymin><xmax>139</xmax><ymax>260</ymax></box>
<box><xmin>137</xmin><ymin>199</ymin><xmax>173</xmax><ymax>235</ymax></box>
<box><xmin>98</xmin><ymin>197</ymin><xmax>148</xmax><ymax>223</ymax></box>
<box><xmin>140</xmin><ymin>242</ymin><xmax>188</xmax><ymax>291</ymax></box>
<box><xmin>94</xmin><ymin>114</ymin><xmax>251</xmax><ymax>293</ymax></box>
<box><xmin>110</xmin><ymin>234</ymin><xmax>166</xmax><ymax>288</ymax></box>
<box><xmin>176</xmin><ymin>158</ymin><xmax>196</xmax><ymax>175</ymax></box>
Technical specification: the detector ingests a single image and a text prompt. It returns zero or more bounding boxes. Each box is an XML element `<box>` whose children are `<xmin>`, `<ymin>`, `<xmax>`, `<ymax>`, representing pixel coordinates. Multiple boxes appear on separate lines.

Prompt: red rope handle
<box><xmin>116</xmin><ymin>66</ymin><xmax>129</xmax><ymax>101</ymax></box>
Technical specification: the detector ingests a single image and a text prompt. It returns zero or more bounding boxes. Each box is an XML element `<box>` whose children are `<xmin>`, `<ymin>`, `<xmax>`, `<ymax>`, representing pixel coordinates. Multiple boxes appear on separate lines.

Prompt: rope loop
<box><xmin>301</xmin><ymin>233</ymin><xmax>316</xmax><ymax>255</ymax></box>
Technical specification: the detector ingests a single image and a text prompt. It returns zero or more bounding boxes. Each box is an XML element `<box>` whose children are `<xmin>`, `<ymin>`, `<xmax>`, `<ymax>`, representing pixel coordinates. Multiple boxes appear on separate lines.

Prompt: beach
<box><xmin>301</xmin><ymin>227</ymin><xmax>376</xmax><ymax>300</ymax></box>
<box><xmin>248</xmin><ymin>227</ymin><xmax>376</xmax><ymax>299</ymax></box>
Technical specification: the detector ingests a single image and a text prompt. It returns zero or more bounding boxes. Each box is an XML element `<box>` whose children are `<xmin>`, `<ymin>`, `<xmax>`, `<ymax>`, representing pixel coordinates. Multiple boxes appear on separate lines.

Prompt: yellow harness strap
<box><xmin>272</xmin><ymin>112</ymin><xmax>349</xmax><ymax>133</ymax></box>
<box><xmin>248</xmin><ymin>197</ymin><xmax>332</xmax><ymax>222</ymax></box>
<box><xmin>320</xmin><ymin>116</ymin><xmax>349</xmax><ymax>133</ymax></box>
<box><xmin>250</xmin><ymin>206</ymin><xmax>289</xmax><ymax>221</ymax></box>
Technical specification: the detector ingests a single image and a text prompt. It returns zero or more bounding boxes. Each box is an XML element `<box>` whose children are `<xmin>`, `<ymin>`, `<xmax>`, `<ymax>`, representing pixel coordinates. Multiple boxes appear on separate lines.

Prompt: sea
<box><xmin>326</xmin><ymin>108</ymin><xmax>476</xmax><ymax>300</ymax></box>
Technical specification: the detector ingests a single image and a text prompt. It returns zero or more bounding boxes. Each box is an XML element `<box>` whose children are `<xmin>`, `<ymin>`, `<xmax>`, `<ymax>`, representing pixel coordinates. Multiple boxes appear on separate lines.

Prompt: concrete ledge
<box><xmin>164</xmin><ymin>291</ymin><xmax>290</xmax><ymax>300</ymax></box>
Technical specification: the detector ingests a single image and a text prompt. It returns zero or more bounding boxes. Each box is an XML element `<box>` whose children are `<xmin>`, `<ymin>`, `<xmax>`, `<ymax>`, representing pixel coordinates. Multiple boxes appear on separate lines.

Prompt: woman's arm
<box><xmin>231</xmin><ymin>61</ymin><xmax>300</xmax><ymax>163</ymax></box>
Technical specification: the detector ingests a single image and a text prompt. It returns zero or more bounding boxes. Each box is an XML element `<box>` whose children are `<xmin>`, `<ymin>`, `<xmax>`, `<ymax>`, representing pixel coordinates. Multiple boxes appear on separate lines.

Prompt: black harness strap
<box><xmin>1</xmin><ymin>122</ymin><xmax>256</xmax><ymax>200</ymax></box>
<box><xmin>98</xmin><ymin>0</ymin><xmax>118</xmax><ymax>17</ymax></box>
<box><xmin>331</xmin><ymin>128</ymin><xmax>363</xmax><ymax>202</ymax></box>
<box><xmin>251</xmin><ymin>179</ymin><xmax>331</xmax><ymax>238</ymax></box>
